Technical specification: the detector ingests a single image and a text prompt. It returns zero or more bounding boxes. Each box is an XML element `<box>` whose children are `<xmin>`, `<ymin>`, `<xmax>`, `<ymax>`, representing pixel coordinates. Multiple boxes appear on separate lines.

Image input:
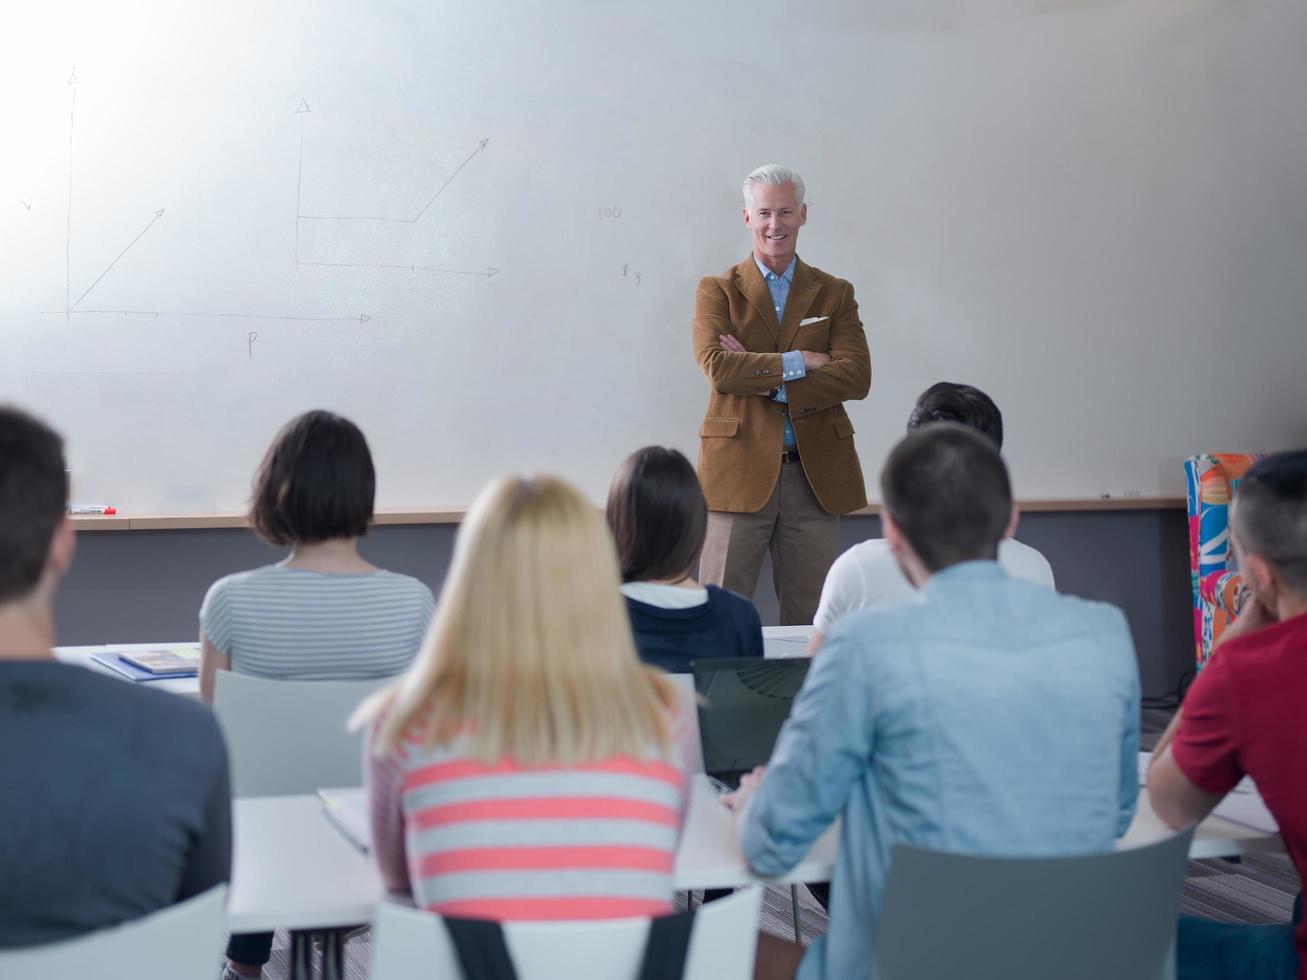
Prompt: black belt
<box><xmin>781</xmin><ymin>449</ymin><xmax>801</xmax><ymax>464</ymax></box>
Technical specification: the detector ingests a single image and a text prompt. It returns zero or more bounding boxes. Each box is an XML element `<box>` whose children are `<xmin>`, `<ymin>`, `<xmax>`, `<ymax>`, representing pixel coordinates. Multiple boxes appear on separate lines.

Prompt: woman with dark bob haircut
<box><xmin>606</xmin><ymin>446</ymin><xmax>763</xmax><ymax>672</ymax></box>
<box><xmin>199</xmin><ymin>410</ymin><xmax>434</xmax><ymax>980</ymax></box>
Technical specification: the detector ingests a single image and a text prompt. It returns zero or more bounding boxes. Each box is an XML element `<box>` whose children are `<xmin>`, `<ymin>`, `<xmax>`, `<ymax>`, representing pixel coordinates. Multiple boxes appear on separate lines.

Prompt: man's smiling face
<box><xmin>743</xmin><ymin>180</ymin><xmax>807</xmax><ymax>273</ymax></box>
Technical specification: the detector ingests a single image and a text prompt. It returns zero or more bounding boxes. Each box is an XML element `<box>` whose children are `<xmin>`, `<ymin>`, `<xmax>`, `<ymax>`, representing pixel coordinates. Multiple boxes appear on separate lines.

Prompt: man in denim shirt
<box><xmin>725</xmin><ymin>424</ymin><xmax>1140</xmax><ymax>980</ymax></box>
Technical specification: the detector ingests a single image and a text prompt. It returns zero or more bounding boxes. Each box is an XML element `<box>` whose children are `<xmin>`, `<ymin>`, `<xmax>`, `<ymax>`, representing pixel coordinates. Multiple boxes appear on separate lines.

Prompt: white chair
<box><xmin>0</xmin><ymin>885</ymin><xmax>227</xmax><ymax>980</ymax></box>
<box><xmin>213</xmin><ymin>671</ymin><xmax>389</xmax><ymax>797</ymax></box>
<box><xmin>869</xmin><ymin>827</ymin><xmax>1195</xmax><ymax>980</ymax></box>
<box><xmin>371</xmin><ymin>885</ymin><xmax>762</xmax><ymax>980</ymax></box>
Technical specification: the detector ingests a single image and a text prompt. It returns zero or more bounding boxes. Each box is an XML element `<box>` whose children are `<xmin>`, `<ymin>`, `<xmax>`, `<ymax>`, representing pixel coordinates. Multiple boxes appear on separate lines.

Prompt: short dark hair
<box><xmin>0</xmin><ymin>406</ymin><xmax>69</xmax><ymax>603</ymax></box>
<box><xmin>606</xmin><ymin>446</ymin><xmax>708</xmax><ymax>583</ymax></box>
<box><xmin>1232</xmin><ymin>451</ymin><xmax>1307</xmax><ymax>592</ymax></box>
<box><xmin>250</xmin><ymin>410</ymin><xmax>376</xmax><ymax>546</ymax></box>
<box><xmin>907</xmin><ymin>382</ymin><xmax>1004</xmax><ymax>450</ymax></box>
<box><xmin>879</xmin><ymin>423</ymin><xmax>1013</xmax><ymax>573</ymax></box>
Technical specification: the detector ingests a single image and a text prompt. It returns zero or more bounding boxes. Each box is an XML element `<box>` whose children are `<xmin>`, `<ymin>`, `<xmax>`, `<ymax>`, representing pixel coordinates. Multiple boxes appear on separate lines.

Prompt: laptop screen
<box><xmin>691</xmin><ymin>657</ymin><xmax>811</xmax><ymax>777</ymax></box>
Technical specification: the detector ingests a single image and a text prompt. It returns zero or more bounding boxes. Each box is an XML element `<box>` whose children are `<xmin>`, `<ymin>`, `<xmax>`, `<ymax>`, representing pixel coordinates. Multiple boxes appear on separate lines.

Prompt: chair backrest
<box><xmin>669</xmin><ymin>672</ymin><xmax>704</xmax><ymax>774</ymax></box>
<box><xmin>1184</xmin><ymin>453</ymin><xmax>1264</xmax><ymax>667</ymax></box>
<box><xmin>213</xmin><ymin>670</ymin><xmax>390</xmax><ymax>797</ymax></box>
<box><xmin>371</xmin><ymin>885</ymin><xmax>762</xmax><ymax>980</ymax></box>
<box><xmin>0</xmin><ymin>885</ymin><xmax>226</xmax><ymax>980</ymax></box>
<box><xmin>870</xmin><ymin>828</ymin><xmax>1194</xmax><ymax>980</ymax></box>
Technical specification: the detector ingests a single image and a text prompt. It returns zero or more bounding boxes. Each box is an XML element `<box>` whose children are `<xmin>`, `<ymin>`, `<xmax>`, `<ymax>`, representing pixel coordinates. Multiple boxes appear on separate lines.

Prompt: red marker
<box><xmin>69</xmin><ymin>505</ymin><xmax>117</xmax><ymax>515</ymax></box>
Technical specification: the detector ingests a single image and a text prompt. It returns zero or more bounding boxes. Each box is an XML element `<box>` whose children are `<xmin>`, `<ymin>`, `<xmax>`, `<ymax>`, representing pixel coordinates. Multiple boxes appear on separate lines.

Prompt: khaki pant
<box><xmin>699</xmin><ymin>462</ymin><xmax>839</xmax><ymax>626</ymax></box>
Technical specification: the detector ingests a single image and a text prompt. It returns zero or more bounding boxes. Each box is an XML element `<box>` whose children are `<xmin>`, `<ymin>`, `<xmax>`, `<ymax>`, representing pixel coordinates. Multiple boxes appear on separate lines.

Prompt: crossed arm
<box><xmin>692</xmin><ymin>278</ymin><xmax>870</xmax><ymax>408</ymax></box>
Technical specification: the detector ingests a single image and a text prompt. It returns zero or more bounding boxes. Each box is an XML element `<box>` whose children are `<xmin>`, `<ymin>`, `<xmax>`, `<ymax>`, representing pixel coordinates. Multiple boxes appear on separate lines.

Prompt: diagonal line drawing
<box><xmin>409</xmin><ymin>139</ymin><xmax>490</xmax><ymax>223</ymax></box>
<box><xmin>70</xmin><ymin>209</ymin><xmax>166</xmax><ymax>311</ymax></box>
<box><xmin>66</xmin><ymin>69</ymin><xmax>78</xmax><ymax>322</ymax></box>
<box><xmin>294</xmin><ymin>100</ymin><xmax>490</xmax><ymax>225</ymax></box>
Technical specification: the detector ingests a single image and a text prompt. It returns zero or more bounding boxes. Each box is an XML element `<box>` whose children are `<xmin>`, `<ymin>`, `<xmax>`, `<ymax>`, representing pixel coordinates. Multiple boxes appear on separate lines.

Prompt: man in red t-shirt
<box><xmin>1149</xmin><ymin>451</ymin><xmax>1307</xmax><ymax>980</ymax></box>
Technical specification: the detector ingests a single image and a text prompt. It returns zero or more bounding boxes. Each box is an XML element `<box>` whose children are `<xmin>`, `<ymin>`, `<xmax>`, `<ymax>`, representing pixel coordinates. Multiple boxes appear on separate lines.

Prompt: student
<box><xmin>808</xmin><ymin>382</ymin><xmax>1054</xmax><ymax>654</ymax></box>
<box><xmin>203</xmin><ymin>410</ymin><xmax>434</xmax><ymax>980</ymax></box>
<box><xmin>198</xmin><ymin>409</ymin><xmax>435</xmax><ymax>698</ymax></box>
<box><xmin>356</xmin><ymin>475</ymin><xmax>690</xmax><ymax>920</ymax></box>
<box><xmin>725</xmin><ymin>424</ymin><xmax>1140</xmax><ymax>980</ymax></box>
<box><xmin>1148</xmin><ymin>451</ymin><xmax>1307</xmax><ymax>980</ymax></box>
<box><xmin>0</xmin><ymin>405</ymin><xmax>230</xmax><ymax>948</ymax></box>
<box><xmin>607</xmin><ymin>446</ymin><xmax>764</xmax><ymax>672</ymax></box>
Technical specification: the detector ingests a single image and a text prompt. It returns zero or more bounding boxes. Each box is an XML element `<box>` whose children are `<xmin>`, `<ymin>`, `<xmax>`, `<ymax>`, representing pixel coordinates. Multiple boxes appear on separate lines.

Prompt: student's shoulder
<box><xmin>705</xmin><ymin>584</ymin><xmax>758</xmax><ymax>613</ymax></box>
<box><xmin>1033</xmin><ymin>588</ymin><xmax>1132</xmax><ymax>641</ymax></box>
<box><xmin>831</xmin><ymin>537</ymin><xmax>892</xmax><ymax>573</ymax></box>
<box><xmin>371</xmin><ymin>569</ymin><xmax>436</xmax><ymax>605</ymax></box>
<box><xmin>98</xmin><ymin>673</ymin><xmax>225</xmax><ymax>751</ymax></box>
<box><xmin>204</xmin><ymin>563</ymin><xmax>286</xmax><ymax>599</ymax></box>
<box><xmin>704</xmin><ymin>585</ymin><xmax>763</xmax><ymax>631</ymax></box>
<box><xmin>1001</xmin><ymin>538</ymin><xmax>1056</xmax><ymax>587</ymax></box>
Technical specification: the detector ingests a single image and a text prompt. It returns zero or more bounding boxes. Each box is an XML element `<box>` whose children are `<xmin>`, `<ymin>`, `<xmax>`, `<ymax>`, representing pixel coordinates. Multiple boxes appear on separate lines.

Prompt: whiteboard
<box><xmin>4</xmin><ymin>0</ymin><xmax>1306</xmax><ymax>513</ymax></box>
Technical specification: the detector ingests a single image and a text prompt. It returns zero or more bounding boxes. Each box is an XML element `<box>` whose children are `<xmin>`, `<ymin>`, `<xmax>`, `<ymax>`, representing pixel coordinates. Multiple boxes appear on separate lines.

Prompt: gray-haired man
<box><xmin>691</xmin><ymin>164</ymin><xmax>872</xmax><ymax>624</ymax></box>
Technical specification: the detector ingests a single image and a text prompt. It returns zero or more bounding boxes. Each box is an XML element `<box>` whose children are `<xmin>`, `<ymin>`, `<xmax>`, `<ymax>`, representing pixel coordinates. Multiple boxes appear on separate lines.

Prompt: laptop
<box><xmin>691</xmin><ymin>657</ymin><xmax>811</xmax><ymax>792</ymax></box>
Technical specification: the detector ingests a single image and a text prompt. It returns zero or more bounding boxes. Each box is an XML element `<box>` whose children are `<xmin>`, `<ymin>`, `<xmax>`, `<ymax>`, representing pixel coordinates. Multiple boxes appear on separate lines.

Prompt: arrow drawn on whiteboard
<box><xmin>299</xmin><ymin>260</ymin><xmax>500</xmax><ymax>278</ymax></box>
<box><xmin>19</xmin><ymin>199</ymin><xmax>31</xmax><ymax>210</ymax></box>
<box><xmin>65</xmin><ymin>69</ymin><xmax>78</xmax><ymax>321</ymax></box>
<box><xmin>45</xmin><ymin>309</ymin><xmax>372</xmax><ymax>324</ymax></box>
<box><xmin>294</xmin><ymin>99</ymin><xmax>309</xmax><ymax>261</ymax></box>
<box><xmin>297</xmin><ymin>133</ymin><xmax>492</xmax><ymax>224</ymax></box>
<box><xmin>70</xmin><ymin>209</ymin><xmax>166</xmax><ymax>311</ymax></box>
<box><xmin>409</xmin><ymin>138</ymin><xmax>490</xmax><ymax>222</ymax></box>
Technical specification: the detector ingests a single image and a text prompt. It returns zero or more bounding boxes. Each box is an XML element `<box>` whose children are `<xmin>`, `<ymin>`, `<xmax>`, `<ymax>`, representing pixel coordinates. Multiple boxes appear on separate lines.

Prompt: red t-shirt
<box><xmin>1172</xmin><ymin>611</ymin><xmax>1307</xmax><ymax>977</ymax></box>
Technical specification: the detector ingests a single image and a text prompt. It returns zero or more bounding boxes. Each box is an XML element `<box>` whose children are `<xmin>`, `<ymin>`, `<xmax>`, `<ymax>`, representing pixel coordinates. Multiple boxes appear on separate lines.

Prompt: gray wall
<box><xmin>56</xmin><ymin>508</ymin><xmax>1194</xmax><ymax>698</ymax></box>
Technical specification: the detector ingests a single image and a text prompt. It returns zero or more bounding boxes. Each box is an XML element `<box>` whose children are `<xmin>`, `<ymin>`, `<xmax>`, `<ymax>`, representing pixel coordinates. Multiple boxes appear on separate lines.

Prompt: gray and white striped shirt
<box><xmin>200</xmin><ymin>564</ymin><xmax>434</xmax><ymax>680</ymax></box>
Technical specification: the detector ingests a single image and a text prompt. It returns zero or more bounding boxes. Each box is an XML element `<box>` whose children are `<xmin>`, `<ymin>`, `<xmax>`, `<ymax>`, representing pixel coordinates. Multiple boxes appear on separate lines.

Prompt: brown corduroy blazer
<box><xmin>692</xmin><ymin>256</ymin><xmax>872</xmax><ymax>516</ymax></box>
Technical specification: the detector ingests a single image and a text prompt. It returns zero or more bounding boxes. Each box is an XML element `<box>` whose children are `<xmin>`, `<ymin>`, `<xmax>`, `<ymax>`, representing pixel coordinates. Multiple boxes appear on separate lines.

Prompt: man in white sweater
<box><xmin>808</xmin><ymin>382</ymin><xmax>1054</xmax><ymax>654</ymax></box>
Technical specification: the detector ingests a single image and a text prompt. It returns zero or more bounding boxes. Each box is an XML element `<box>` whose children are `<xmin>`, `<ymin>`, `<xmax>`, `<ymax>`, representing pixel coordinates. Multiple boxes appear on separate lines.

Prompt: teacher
<box><xmin>692</xmin><ymin>164</ymin><xmax>871</xmax><ymax>625</ymax></box>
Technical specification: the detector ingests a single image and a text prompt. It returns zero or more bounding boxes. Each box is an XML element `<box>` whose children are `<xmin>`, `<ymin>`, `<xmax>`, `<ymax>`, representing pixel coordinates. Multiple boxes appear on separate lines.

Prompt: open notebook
<box><xmin>318</xmin><ymin>787</ymin><xmax>370</xmax><ymax>852</ymax></box>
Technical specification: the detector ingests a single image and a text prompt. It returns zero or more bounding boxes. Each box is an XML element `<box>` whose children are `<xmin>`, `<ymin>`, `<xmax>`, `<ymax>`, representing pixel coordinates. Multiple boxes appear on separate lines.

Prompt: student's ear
<box><xmin>883</xmin><ymin>512</ymin><xmax>906</xmax><ymax>555</ymax></box>
<box><xmin>47</xmin><ymin>517</ymin><xmax>76</xmax><ymax>581</ymax></box>
<box><xmin>1242</xmin><ymin>551</ymin><xmax>1279</xmax><ymax>610</ymax></box>
<box><xmin>1003</xmin><ymin>503</ymin><xmax>1020</xmax><ymax>541</ymax></box>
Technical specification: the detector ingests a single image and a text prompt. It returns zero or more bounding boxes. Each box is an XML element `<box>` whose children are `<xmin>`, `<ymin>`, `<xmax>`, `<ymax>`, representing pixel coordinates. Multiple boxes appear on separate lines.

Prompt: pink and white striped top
<box><xmin>366</xmin><ymin>728</ymin><xmax>689</xmax><ymax>921</ymax></box>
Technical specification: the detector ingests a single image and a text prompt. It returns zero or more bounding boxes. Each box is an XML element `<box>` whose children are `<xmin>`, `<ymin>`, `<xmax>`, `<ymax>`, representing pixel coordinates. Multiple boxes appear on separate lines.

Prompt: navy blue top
<box><xmin>624</xmin><ymin>585</ymin><xmax>764</xmax><ymax>673</ymax></box>
<box><xmin>0</xmin><ymin>661</ymin><xmax>231</xmax><ymax>948</ymax></box>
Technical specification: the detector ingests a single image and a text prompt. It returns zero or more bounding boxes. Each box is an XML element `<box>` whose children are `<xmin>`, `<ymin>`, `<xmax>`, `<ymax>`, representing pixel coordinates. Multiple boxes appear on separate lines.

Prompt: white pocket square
<box><xmin>800</xmin><ymin>316</ymin><xmax>828</xmax><ymax>326</ymax></box>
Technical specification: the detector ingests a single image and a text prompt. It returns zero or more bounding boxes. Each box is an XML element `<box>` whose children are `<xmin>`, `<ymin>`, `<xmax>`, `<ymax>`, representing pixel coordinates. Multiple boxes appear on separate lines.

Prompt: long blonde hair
<box><xmin>355</xmin><ymin>475</ymin><xmax>678</xmax><ymax>765</ymax></box>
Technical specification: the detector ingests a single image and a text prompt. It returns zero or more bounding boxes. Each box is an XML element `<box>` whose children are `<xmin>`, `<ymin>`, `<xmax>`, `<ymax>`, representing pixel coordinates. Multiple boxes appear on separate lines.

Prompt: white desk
<box><xmin>762</xmin><ymin>625</ymin><xmax>813</xmax><ymax>659</ymax></box>
<box><xmin>229</xmin><ymin>771</ymin><xmax>1284</xmax><ymax>938</ymax></box>
<box><xmin>55</xmin><ymin>631</ymin><xmax>813</xmax><ymax>692</ymax></box>
<box><xmin>228</xmin><ymin>776</ymin><xmax>838</xmax><ymax>935</ymax></box>
<box><xmin>227</xmin><ymin>796</ymin><xmax>381</xmax><ymax>934</ymax></box>
<box><xmin>54</xmin><ymin>643</ymin><xmax>201</xmax><ymax>697</ymax></box>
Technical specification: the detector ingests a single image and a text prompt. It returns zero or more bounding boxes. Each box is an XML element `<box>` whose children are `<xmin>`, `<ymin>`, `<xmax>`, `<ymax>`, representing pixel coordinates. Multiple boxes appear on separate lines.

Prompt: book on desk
<box><xmin>90</xmin><ymin>644</ymin><xmax>200</xmax><ymax>681</ymax></box>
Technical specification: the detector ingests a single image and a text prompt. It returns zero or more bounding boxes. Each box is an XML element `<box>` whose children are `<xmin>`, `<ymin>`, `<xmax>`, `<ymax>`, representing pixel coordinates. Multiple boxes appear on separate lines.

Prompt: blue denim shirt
<box><xmin>754</xmin><ymin>255</ymin><xmax>805</xmax><ymax>450</ymax></box>
<box><xmin>739</xmin><ymin>561</ymin><xmax>1140</xmax><ymax>980</ymax></box>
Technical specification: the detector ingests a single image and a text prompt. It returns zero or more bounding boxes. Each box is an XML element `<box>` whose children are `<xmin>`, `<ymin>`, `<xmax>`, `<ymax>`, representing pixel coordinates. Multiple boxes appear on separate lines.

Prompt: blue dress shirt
<box><xmin>739</xmin><ymin>562</ymin><xmax>1141</xmax><ymax>980</ymax></box>
<box><xmin>754</xmin><ymin>255</ymin><xmax>806</xmax><ymax>450</ymax></box>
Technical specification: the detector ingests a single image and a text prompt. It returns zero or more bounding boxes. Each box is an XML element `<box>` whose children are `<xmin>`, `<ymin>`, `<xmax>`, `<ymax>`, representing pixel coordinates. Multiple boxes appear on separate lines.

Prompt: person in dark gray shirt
<box><xmin>0</xmin><ymin>405</ymin><xmax>231</xmax><ymax>949</ymax></box>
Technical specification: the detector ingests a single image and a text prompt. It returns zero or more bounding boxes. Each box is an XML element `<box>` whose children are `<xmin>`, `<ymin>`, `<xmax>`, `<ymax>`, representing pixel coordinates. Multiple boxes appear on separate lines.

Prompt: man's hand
<box><xmin>1216</xmin><ymin>593</ymin><xmax>1276</xmax><ymax>649</ymax></box>
<box><xmin>801</xmin><ymin>350</ymin><xmax>830</xmax><ymax>371</ymax></box>
<box><xmin>720</xmin><ymin>766</ymin><xmax>766</xmax><ymax>813</ymax></box>
<box><xmin>719</xmin><ymin>334</ymin><xmax>747</xmax><ymax>353</ymax></box>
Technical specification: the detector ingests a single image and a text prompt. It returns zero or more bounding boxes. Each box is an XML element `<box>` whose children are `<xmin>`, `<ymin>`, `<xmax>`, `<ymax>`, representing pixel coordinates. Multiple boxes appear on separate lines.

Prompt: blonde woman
<box><xmin>354</xmin><ymin>475</ymin><xmax>690</xmax><ymax>920</ymax></box>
